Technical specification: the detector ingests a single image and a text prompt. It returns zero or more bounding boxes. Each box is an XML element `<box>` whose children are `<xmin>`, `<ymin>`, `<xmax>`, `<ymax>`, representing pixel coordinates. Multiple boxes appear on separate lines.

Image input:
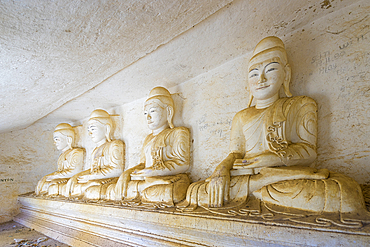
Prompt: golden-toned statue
<box><xmin>106</xmin><ymin>87</ymin><xmax>190</xmax><ymax>206</ymax></box>
<box><xmin>178</xmin><ymin>36</ymin><xmax>370</xmax><ymax>227</ymax></box>
<box><xmin>35</xmin><ymin>123</ymin><xmax>84</xmax><ymax>196</ymax></box>
<box><xmin>63</xmin><ymin>109</ymin><xmax>125</xmax><ymax>200</ymax></box>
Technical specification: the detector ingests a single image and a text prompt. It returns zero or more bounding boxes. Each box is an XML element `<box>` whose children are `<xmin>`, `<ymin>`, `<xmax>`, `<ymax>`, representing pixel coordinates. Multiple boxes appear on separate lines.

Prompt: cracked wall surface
<box><xmin>0</xmin><ymin>0</ymin><xmax>232</xmax><ymax>133</ymax></box>
<box><xmin>1</xmin><ymin>0</ymin><xmax>369</xmax><ymax>226</ymax></box>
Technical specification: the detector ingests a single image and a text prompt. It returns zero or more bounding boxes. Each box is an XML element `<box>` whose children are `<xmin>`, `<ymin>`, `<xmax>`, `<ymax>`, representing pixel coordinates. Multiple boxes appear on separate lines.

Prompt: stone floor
<box><xmin>0</xmin><ymin>221</ymin><xmax>69</xmax><ymax>247</ymax></box>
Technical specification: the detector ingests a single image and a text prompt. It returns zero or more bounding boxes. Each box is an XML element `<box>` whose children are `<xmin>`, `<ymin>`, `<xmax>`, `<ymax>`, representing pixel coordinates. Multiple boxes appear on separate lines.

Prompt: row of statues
<box><xmin>36</xmin><ymin>86</ymin><xmax>190</xmax><ymax>206</ymax></box>
<box><xmin>35</xmin><ymin>36</ymin><xmax>370</xmax><ymax>227</ymax></box>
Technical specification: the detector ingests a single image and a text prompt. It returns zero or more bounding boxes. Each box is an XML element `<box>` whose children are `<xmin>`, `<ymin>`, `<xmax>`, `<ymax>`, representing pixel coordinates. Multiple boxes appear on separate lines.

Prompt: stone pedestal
<box><xmin>15</xmin><ymin>194</ymin><xmax>370</xmax><ymax>247</ymax></box>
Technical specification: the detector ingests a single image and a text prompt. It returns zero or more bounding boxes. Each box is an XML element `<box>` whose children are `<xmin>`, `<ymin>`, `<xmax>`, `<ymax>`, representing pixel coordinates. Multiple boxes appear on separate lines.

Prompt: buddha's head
<box><xmin>144</xmin><ymin>87</ymin><xmax>174</xmax><ymax>132</ymax></box>
<box><xmin>53</xmin><ymin>123</ymin><xmax>74</xmax><ymax>151</ymax></box>
<box><xmin>87</xmin><ymin>109</ymin><xmax>113</xmax><ymax>143</ymax></box>
<box><xmin>247</xmin><ymin>36</ymin><xmax>292</xmax><ymax>107</ymax></box>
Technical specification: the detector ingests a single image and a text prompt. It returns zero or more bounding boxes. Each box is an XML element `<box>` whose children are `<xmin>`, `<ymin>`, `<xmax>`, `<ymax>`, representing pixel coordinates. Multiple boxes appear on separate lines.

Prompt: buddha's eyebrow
<box><xmin>249</xmin><ymin>68</ymin><xmax>258</xmax><ymax>73</ymax></box>
<box><xmin>265</xmin><ymin>62</ymin><xmax>279</xmax><ymax>68</ymax></box>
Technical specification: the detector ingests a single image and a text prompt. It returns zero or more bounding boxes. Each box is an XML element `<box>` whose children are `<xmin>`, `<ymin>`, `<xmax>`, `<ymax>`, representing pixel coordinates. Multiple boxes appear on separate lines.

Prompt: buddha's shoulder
<box><xmin>70</xmin><ymin>148</ymin><xmax>84</xmax><ymax>154</ymax></box>
<box><xmin>233</xmin><ymin>106</ymin><xmax>260</xmax><ymax>120</ymax></box>
<box><xmin>284</xmin><ymin>96</ymin><xmax>317</xmax><ymax>109</ymax></box>
<box><xmin>107</xmin><ymin>139</ymin><xmax>125</xmax><ymax>149</ymax></box>
<box><xmin>168</xmin><ymin>126</ymin><xmax>190</xmax><ymax>137</ymax></box>
<box><xmin>287</xmin><ymin>95</ymin><xmax>316</xmax><ymax>104</ymax></box>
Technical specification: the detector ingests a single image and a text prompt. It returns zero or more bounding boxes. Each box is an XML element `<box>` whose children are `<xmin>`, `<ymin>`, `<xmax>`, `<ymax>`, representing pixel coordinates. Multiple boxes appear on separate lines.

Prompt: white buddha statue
<box><xmin>35</xmin><ymin>123</ymin><xmax>84</xmax><ymax>196</ymax></box>
<box><xmin>105</xmin><ymin>87</ymin><xmax>190</xmax><ymax>206</ymax></box>
<box><xmin>63</xmin><ymin>109</ymin><xmax>125</xmax><ymax>200</ymax></box>
<box><xmin>178</xmin><ymin>36</ymin><xmax>370</xmax><ymax>227</ymax></box>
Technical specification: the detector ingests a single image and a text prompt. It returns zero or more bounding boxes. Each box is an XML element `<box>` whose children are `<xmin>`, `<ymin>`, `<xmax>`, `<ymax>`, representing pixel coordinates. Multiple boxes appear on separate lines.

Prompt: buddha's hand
<box><xmin>114</xmin><ymin>170</ymin><xmax>132</xmax><ymax>200</ymax></box>
<box><xmin>245</xmin><ymin>153</ymin><xmax>283</xmax><ymax>171</ymax></box>
<box><xmin>205</xmin><ymin>166</ymin><xmax>230</xmax><ymax>207</ymax></box>
<box><xmin>132</xmin><ymin>168</ymin><xmax>159</xmax><ymax>177</ymax></box>
<box><xmin>77</xmin><ymin>175</ymin><xmax>90</xmax><ymax>183</ymax></box>
<box><xmin>115</xmin><ymin>164</ymin><xmax>144</xmax><ymax>200</ymax></box>
<box><xmin>45</xmin><ymin>175</ymin><xmax>56</xmax><ymax>181</ymax></box>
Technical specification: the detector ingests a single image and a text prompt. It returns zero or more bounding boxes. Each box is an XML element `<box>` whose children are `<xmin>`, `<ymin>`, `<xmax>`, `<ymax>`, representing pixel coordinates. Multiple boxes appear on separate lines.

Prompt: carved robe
<box><xmin>63</xmin><ymin>140</ymin><xmax>124</xmax><ymax>199</ymax></box>
<box><xmin>35</xmin><ymin>148</ymin><xmax>84</xmax><ymax>196</ymax></box>
<box><xmin>179</xmin><ymin>96</ymin><xmax>370</xmax><ymax>227</ymax></box>
<box><xmin>106</xmin><ymin>127</ymin><xmax>190</xmax><ymax>205</ymax></box>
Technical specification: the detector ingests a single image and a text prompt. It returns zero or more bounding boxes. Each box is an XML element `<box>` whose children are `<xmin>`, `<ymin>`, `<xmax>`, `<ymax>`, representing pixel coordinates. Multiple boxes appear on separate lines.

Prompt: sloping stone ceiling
<box><xmin>0</xmin><ymin>0</ymin><xmax>232</xmax><ymax>133</ymax></box>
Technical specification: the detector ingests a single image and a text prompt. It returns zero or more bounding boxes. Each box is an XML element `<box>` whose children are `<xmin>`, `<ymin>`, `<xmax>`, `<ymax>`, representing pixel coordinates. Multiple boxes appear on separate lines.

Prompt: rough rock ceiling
<box><xmin>0</xmin><ymin>0</ymin><xmax>232</xmax><ymax>133</ymax></box>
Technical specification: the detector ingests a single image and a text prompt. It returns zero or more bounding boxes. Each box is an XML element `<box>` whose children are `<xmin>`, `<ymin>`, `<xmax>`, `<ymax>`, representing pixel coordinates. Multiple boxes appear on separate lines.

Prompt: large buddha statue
<box><xmin>35</xmin><ymin>123</ymin><xmax>84</xmax><ymax>196</ymax></box>
<box><xmin>62</xmin><ymin>109</ymin><xmax>125</xmax><ymax>200</ymax></box>
<box><xmin>178</xmin><ymin>36</ymin><xmax>370</xmax><ymax>227</ymax></box>
<box><xmin>105</xmin><ymin>87</ymin><xmax>190</xmax><ymax>206</ymax></box>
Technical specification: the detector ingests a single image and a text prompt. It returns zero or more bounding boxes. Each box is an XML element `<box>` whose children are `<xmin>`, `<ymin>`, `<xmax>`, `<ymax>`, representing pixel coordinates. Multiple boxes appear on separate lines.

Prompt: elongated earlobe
<box><xmin>247</xmin><ymin>93</ymin><xmax>254</xmax><ymax>108</ymax></box>
<box><xmin>105</xmin><ymin>125</ymin><xmax>112</xmax><ymax>142</ymax></box>
<box><xmin>167</xmin><ymin>106</ymin><xmax>174</xmax><ymax>128</ymax></box>
<box><xmin>67</xmin><ymin>136</ymin><xmax>73</xmax><ymax>149</ymax></box>
<box><xmin>283</xmin><ymin>64</ymin><xmax>292</xmax><ymax>97</ymax></box>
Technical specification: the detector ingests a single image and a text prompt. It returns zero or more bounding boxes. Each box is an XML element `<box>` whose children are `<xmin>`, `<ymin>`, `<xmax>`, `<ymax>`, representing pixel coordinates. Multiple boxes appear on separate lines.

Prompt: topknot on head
<box><xmin>250</xmin><ymin>36</ymin><xmax>287</xmax><ymax>65</ymax></box>
<box><xmin>54</xmin><ymin>123</ymin><xmax>75</xmax><ymax>139</ymax></box>
<box><xmin>148</xmin><ymin>87</ymin><xmax>171</xmax><ymax>99</ymax></box>
<box><xmin>54</xmin><ymin>123</ymin><xmax>73</xmax><ymax>132</ymax></box>
<box><xmin>88</xmin><ymin>109</ymin><xmax>112</xmax><ymax>126</ymax></box>
<box><xmin>145</xmin><ymin>86</ymin><xmax>174</xmax><ymax>109</ymax></box>
<box><xmin>89</xmin><ymin>109</ymin><xmax>110</xmax><ymax>120</ymax></box>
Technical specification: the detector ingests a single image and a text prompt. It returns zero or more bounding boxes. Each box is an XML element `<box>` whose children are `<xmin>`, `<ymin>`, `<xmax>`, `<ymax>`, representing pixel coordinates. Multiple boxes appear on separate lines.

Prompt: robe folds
<box><xmin>178</xmin><ymin>96</ymin><xmax>370</xmax><ymax>227</ymax></box>
<box><xmin>106</xmin><ymin>127</ymin><xmax>190</xmax><ymax>205</ymax></box>
<box><xmin>35</xmin><ymin>148</ymin><xmax>84</xmax><ymax>196</ymax></box>
<box><xmin>63</xmin><ymin>140</ymin><xmax>124</xmax><ymax>199</ymax></box>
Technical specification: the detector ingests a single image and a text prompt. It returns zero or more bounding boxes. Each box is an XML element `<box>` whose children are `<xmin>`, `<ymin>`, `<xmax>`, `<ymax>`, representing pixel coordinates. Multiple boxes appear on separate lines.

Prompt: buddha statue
<box><xmin>105</xmin><ymin>87</ymin><xmax>190</xmax><ymax>206</ymax></box>
<box><xmin>62</xmin><ymin>109</ymin><xmax>125</xmax><ymax>200</ymax></box>
<box><xmin>35</xmin><ymin>123</ymin><xmax>84</xmax><ymax>196</ymax></box>
<box><xmin>178</xmin><ymin>36</ymin><xmax>370</xmax><ymax>227</ymax></box>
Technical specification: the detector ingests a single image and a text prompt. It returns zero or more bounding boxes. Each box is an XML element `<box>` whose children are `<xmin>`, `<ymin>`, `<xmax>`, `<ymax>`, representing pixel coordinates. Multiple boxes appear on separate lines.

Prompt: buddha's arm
<box><xmin>242</xmin><ymin>145</ymin><xmax>316</xmax><ymax>170</ymax></box>
<box><xmin>47</xmin><ymin>149</ymin><xmax>84</xmax><ymax>180</ymax></box>
<box><xmin>280</xmin><ymin>97</ymin><xmax>317</xmax><ymax>166</ymax></box>
<box><xmin>135</xmin><ymin>127</ymin><xmax>190</xmax><ymax>177</ymax></box>
<box><xmin>206</xmin><ymin>112</ymin><xmax>245</xmax><ymax>207</ymax></box>
<box><xmin>206</xmin><ymin>152</ymin><xmax>243</xmax><ymax>207</ymax></box>
<box><xmin>241</xmin><ymin>97</ymin><xmax>318</xmax><ymax>170</ymax></box>
<box><xmin>114</xmin><ymin>163</ymin><xmax>146</xmax><ymax>200</ymax></box>
<box><xmin>79</xmin><ymin>142</ymin><xmax>124</xmax><ymax>181</ymax></box>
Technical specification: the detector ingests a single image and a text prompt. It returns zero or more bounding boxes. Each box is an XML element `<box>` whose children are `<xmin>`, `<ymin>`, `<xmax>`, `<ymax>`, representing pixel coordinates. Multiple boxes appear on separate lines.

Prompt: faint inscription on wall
<box><xmin>310</xmin><ymin>28</ymin><xmax>369</xmax><ymax>80</ymax></box>
<box><xmin>0</xmin><ymin>178</ymin><xmax>14</xmax><ymax>182</ymax></box>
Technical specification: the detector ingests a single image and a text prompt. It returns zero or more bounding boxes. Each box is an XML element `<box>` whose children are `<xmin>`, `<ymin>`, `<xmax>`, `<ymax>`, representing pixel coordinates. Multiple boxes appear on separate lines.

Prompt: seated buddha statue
<box><xmin>105</xmin><ymin>87</ymin><xmax>190</xmax><ymax>206</ymax></box>
<box><xmin>62</xmin><ymin>109</ymin><xmax>125</xmax><ymax>200</ymax></box>
<box><xmin>178</xmin><ymin>36</ymin><xmax>370</xmax><ymax>227</ymax></box>
<box><xmin>35</xmin><ymin>123</ymin><xmax>84</xmax><ymax>196</ymax></box>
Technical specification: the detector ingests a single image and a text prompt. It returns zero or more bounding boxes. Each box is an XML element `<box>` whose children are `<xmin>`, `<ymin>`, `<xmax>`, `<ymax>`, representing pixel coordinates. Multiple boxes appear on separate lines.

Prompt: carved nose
<box><xmin>259</xmin><ymin>72</ymin><xmax>267</xmax><ymax>84</ymax></box>
<box><xmin>147</xmin><ymin>114</ymin><xmax>151</xmax><ymax>120</ymax></box>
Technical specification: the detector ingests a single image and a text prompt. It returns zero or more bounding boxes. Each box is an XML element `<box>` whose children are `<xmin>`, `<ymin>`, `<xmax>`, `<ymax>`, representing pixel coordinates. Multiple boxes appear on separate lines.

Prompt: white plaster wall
<box><xmin>1</xmin><ymin>0</ymin><xmax>370</xmax><ymax>223</ymax></box>
<box><xmin>0</xmin><ymin>117</ymin><xmax>123</xmax><ymax>223</ymax></box>
<box><xmin>117</xmin><ymin>0</ymin><xmax>370</xmax><ymax>183</ymax></box>
<box><xmin>0</xmin><ymin>123</ymin><xmax>59</xmax><ymax>223</ymax></box>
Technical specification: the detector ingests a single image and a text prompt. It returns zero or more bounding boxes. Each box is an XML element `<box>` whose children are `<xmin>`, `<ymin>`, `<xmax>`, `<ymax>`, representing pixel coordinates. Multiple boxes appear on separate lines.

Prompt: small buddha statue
<box><xmin>106</xmin><ymin>87</ymin><xmax>190</xmax><ymax>206</ymax></box>
<box><xmin>63</xmin><ymin>109</ymin><xmax>125</xmax><ymax>200</ymax></box>
<box><xmin>178</xmin><ymin>36</ymin><xmax>370</xmax><ymax>227</ymax></box>
<box><xmin>35</xmin><ymin>123</ymin><xmax>84</xmax><ymax>196</ymax></box>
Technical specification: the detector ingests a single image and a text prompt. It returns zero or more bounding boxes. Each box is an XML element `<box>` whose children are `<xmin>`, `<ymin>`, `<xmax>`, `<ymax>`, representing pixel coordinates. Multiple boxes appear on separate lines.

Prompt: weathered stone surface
<box><xmin>0</xmin><ymin>0</ymin><xmax>232</xmax><ymax>133</ymax></box>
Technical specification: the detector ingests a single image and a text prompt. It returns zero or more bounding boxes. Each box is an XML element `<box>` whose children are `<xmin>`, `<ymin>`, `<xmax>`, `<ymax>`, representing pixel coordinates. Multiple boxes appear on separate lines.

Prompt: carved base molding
<box><xmin>15</xmin><ymin>195</ymin><xmax>370</xmax><ymax>247</ymax></box>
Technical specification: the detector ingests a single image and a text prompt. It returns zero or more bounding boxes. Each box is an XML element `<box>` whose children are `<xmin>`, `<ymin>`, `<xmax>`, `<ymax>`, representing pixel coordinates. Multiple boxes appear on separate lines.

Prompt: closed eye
<box><xmin>249</xmin><ymin>73</ymin><xmax>259</xmax><ymax>78</ymax></box>
<box><xmin>266</xmin><ymin>67</ymin><xmax>276</xmax><ymax>73</ymax></box>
